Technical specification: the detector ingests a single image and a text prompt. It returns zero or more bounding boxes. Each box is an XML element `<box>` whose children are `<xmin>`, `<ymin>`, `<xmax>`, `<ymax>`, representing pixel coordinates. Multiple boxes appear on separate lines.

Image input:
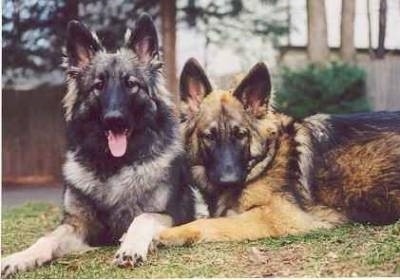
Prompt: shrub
<box><xmin>274</xmin><ymin>62</ymin><xmax>370</xmax><ymax>119</ymax></box>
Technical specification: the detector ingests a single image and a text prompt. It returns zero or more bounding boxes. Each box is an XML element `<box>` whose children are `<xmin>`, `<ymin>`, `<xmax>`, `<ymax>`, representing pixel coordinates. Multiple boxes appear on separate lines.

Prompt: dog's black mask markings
<box><xmin>198</xmin><ymin>123</ymin><xmax>250</xmax><ymax>188</ymax></box>
<box><xmin>180</xmin><ymin>59</ymin><xmax>271</xmax><ymax>189</ymax></box>
<box><xmin>65</xmin><ymin>15</ymin><xmax>173</xmax><ymax>175</ymax></box>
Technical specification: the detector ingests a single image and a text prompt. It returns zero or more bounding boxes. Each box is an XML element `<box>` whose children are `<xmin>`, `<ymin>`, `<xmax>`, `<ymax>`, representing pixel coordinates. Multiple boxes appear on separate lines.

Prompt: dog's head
<box><xmin>64</xmin><ymin>14</ymin><xmax>173</xmax><ymax>159</ymax></box>
<box><xmin>180</xmin><ymin>58</ymin><xmax>287</xmax><ymax>190</ymax></box>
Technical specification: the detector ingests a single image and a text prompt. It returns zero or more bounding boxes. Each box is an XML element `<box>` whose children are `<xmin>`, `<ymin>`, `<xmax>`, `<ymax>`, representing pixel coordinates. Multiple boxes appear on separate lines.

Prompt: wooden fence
<box><xmin>2</xmin><ymin>86</ymin><xmax>66</xmax><ymax>185</ymax></box>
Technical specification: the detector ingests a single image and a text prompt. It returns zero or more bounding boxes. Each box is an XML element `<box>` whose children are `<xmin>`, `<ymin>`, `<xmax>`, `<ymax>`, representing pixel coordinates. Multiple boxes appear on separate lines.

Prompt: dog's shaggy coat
<box><xmin>157</xmin><ymin>58</ymin><xmax>400</xmax><ymax>245</ymax></box>
<box><xmin>1</xmin><ymin>14</ymin><xmax>195</xmax><ymax>277</ymax></box>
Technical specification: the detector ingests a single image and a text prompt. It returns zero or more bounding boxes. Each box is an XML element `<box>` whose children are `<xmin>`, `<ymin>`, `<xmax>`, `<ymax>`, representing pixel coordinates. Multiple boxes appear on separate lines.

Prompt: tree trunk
<box><xmin>12</xmin><ymin>0</ymin><xmax>21</xmax><ymax>42</ymax></box>
<box><xmin>287</xmin><ymin>0</ymin><xmax>291</xmax><ymax>46</ymax></box>
<box><xmin>64</xmin><ymin>0</ymin><xmax>79</xmax><ymax>21</ymax></box>
<box><xmin>367</xmin><ymin>0</ymin><xmax>374</xmax><ymax>59</ymax></box>
<box><xmin>307</xmin><ymin>0</ymin><xmax>330</xmax><ymax>65</ymax></box>
<box><xmin>376</xmin><ymin>0</ymin><xmax>387</xmax><ymax>59</ymax></box>
<box><xmin>160</xmin><ymin>0</ymin><xmax>178</xmax><ymax>101</ymax></box>
<box><xmin>340</xmin><ymin>0</ymin><xmax>356</xmax><ymax>62</ymax></box>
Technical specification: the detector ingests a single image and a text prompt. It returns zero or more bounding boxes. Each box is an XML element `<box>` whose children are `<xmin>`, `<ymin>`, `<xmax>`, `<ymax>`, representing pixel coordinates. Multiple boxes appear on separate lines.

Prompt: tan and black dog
<box><xmin>157</xmin><ymin>58</ymin><xmax>400</xmax><ymax>245</ymax></box>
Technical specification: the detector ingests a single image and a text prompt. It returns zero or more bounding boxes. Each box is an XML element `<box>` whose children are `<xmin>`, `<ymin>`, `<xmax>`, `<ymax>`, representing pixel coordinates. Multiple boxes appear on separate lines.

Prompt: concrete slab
<box><xmin>2</xmin><ymin>185</ymin><xmax>63</xmax><ymax>210</ymax></box>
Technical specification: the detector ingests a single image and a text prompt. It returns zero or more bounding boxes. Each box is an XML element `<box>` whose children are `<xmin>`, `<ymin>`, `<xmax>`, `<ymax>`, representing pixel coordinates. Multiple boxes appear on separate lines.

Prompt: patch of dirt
<box><xmin>241</xmin><ymin>245</ymin><xmax>308</xmax><ymax>277</ymax></box>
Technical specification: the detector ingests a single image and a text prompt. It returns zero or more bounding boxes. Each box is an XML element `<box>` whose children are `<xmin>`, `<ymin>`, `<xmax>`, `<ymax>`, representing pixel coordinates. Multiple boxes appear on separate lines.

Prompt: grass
<box><xmin>2</xmin><ymin>203</ymin><xmax>400</xmax><ymax>278</ymax></box>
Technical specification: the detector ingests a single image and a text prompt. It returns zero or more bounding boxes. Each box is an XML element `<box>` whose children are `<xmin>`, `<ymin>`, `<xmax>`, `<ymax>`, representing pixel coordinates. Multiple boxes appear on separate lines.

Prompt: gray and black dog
<box><xmin>1</xmin><ymin>14</ymin><xmax>196</xmax><ymax>277</ymax></box>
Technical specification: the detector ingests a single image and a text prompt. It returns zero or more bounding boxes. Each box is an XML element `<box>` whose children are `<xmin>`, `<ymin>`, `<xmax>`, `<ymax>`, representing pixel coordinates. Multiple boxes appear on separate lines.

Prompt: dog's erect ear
<box><xmin>233</xmin><ymin>62</ymin><xmax>271</xmax><ymax>117</ymax></box>
<box><xmin>180</xmin><ymin>58</ymin><xmax>213</xmax><ymax>116</ymax></box>
<box><xmin>66</xmin><ymin>20</ymin><xmax>102</xmax><ymax>69</ymax></box>
<box><xmin>126</xmin><ymin>13</ymin><xmax>159</xmax><ymax>63</ymax></box>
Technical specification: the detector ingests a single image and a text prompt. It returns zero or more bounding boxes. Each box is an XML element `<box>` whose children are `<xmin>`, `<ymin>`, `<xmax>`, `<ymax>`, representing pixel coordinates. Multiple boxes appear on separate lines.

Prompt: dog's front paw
<box><xmin>1</xmin><ymin>250</ymin><xmax>49</xmax><ymax>278</ymax></box>
<box><xmin>113</xmin><ymin>240</ymin><xmax>156</xmax><ymax>268</ymax></box>
<box><xmin>156</xmin><ymin>226</ymin><xmax>201</xmax><ymax>246</ymax></box>
<box><xmin>113</xmin><ymin>249</ymin><xmax>144</xmax><ymax>268</ymax></box>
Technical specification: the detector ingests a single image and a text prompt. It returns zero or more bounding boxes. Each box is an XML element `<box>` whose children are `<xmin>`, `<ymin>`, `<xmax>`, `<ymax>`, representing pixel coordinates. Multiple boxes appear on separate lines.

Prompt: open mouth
<box><xmin>106</xmin><ymin>129</ymin><xmax>129</xmax><ymax>157</ymax></box>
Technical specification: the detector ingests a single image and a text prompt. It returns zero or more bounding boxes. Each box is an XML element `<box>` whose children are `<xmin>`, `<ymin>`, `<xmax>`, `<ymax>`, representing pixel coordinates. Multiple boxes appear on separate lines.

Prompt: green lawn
<box><xmin>2</xmin><ymin>203</ymin><xmax>400</xmax><ymax>278</ymax></box>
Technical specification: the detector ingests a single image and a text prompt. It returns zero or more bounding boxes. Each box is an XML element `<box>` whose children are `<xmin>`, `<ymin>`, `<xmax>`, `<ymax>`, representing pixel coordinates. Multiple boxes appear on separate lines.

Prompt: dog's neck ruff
<box><xmin>246</xmin><ymin>140</ymin><xmax>277</xmax><ymax>183</ymax></box>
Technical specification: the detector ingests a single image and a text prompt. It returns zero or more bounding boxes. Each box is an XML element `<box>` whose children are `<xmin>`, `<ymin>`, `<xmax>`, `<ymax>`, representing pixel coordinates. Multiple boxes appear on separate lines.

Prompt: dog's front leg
<box><xmin>156</xmin><ymin>207</ymin><xmax>271</xmax><ymax>246</ymax></box>
<box><xmin>157</xmin><ymin>204</ymin><xmax>333</xmax><ymax>246</ymax></box>
<box><xmin>1</xmin><ymin>223</ymin><xmax>91</xmax><ymax>278</ymax></box>
<box><xmin>113</xmin><ymin>213</ymin><xmax>172</xmax><ymax>267</ymax></box>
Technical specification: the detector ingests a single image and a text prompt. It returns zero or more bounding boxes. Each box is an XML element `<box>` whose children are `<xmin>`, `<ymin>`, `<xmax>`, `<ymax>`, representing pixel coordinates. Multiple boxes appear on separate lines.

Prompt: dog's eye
<box><xmin>93</xmin><ymin>80</ymin><xmax>104</xmax><ymax>91</ymax></box>
<box><xmin>234</xmin><ymin>128</ymin><xmax>248</xmax><ymax>140</ymax></box>
<box><xmin>202</xmin><ymin>132</ymin><xmax>215</xmax><ymax>141</ymax></box>
<box><xmin>201</xmin><ymin>128</ymin><xmax>217</xmax><ymax>141</ymax></box>
<box><xmin>125</xmin><ymin>78</ymin><xmax>140</xmax><ymax>93</ymax></box>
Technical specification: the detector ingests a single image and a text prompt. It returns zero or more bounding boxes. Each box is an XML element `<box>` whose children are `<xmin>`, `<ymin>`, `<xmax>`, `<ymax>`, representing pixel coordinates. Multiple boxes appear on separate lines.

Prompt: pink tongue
<box><xmin>107</xmin><ymin>131</ymin><xmax>127</xmax><ymax>157</ymax></box>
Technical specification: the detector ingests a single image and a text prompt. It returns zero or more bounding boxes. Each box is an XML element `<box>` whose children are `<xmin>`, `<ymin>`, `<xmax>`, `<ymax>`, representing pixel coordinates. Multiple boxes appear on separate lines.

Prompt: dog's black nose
<box><xmin>215</xmin><ymin>164</ymin><xmax>244</xmax><ymax>187</ymax></box>
<box><xmin>217</xmin><ymin>173</ymin><xmax>241</xmax><ymax>186</ymax></box>
<box><xmin>103</xmin><ymin>110</ymin><xmax>128</xmax><ymax>132</ymax></box>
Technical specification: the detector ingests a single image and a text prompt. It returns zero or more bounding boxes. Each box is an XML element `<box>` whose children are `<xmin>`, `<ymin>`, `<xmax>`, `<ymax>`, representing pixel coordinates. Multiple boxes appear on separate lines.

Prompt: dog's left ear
<box><xmin>126</xmin><ymin>13</ymin><xmax>159</xmax><ymax>63</ymax></box>
<box><xmin>233</xmin><ymin>62</ymin><xmax>271</xmax><ymax>117</ymax></box>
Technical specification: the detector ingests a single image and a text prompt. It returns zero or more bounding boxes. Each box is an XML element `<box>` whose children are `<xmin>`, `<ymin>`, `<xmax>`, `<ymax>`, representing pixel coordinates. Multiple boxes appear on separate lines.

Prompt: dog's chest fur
<box><xmin>63</xmin><ymin>150</ymin><xmax>174</xmax><ymax>239</ymax></box>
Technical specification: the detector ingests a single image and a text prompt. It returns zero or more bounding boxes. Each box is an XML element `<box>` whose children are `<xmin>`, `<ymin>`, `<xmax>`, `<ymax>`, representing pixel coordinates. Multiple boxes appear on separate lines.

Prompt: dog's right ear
<box><xmin>66</xmin><ymin>20</ymin><xmax>102</xmax><ymax>70</ymax></box>
<box><xmin>180</xmin><ymin>58</ymin><xmax>212</xmax><ymax>117</ymax></box>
